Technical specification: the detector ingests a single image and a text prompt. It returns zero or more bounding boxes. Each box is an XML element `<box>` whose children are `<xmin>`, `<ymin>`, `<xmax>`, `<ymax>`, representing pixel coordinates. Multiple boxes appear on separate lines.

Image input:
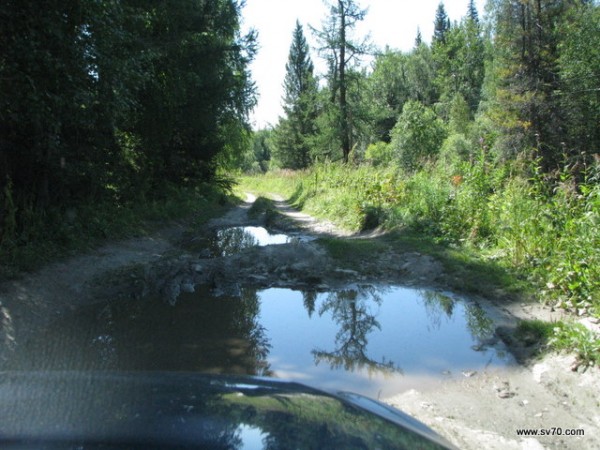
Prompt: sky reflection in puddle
<box><xmin>4</xmin><ymin>285</ymin><xmax>514</xmax><ymax>399</ymax></box>
<box><xmin>210</xmin><ymin>226</ymin><xmax>292</xmax><ymax>256</ymax></box>
<box><xmin>257</xmin><ymin>286</ymin><xmax>514</xmax><ymax>397</ymax></box>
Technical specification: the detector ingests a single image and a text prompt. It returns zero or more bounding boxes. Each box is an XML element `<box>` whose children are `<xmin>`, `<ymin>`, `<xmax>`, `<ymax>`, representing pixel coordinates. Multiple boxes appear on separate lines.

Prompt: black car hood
<box><xmin>0</xmin><ymin>371</ymin><xmax>456</xmax><ymax>449</ymax></box>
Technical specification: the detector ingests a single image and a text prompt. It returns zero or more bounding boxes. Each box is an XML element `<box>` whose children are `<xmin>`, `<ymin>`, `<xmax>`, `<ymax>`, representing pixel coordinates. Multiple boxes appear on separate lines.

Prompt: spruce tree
<box><xmin>275</xmin><ymin>20</ymin><xmax>318</xmax><ymax>169</ymax></box>
<box><xmin>433</xmin><ymin>2</ymin><xmax>451</xmax><ymax>44</ymax></box>
<box><xmin>467</xmin><ymin>0</ymin><xmax>479</xmax><ymax>23</ymax></box>
<box><xmin>414</xmin><ymin>27</ymin><xmax>423</xmax><ymax>47</ymax></box>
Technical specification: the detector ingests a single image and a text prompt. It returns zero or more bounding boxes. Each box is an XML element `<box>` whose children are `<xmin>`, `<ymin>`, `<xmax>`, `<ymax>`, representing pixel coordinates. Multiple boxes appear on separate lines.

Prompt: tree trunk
<box><xmin>338</xmin><ymin>0</ymin><xmax>350</xmax><ymax>163</ymax></box>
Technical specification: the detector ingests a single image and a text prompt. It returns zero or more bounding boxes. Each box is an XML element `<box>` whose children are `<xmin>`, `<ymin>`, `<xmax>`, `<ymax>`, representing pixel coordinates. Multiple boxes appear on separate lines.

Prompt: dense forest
<box><xmin>0</xmin><ymin>0</ymin><xmax>255</xmax><ymax>267</ymax></box>
<box><xmin>246</xmin><ymin>0</ymin><xmax>599</xmax><ymax>173</ymax></box>
<box><xmin>239</xmin><ymin>0</ymin><xmax>599</xmax><ymax>343</ymax></box>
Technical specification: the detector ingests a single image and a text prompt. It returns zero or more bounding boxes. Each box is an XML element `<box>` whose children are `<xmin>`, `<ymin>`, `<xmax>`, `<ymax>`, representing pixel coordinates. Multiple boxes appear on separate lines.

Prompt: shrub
<box><xmin>390</xmin><ymin>101</ymin><xmax>447</xmax><ymax>171</ymax></box>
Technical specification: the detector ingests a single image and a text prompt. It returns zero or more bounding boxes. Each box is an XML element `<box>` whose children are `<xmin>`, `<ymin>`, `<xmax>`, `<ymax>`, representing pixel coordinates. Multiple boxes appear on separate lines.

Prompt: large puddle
<box><xmin>4</xmin><ymin>285</ymin><xmax>514</xmax><ymax>398</ymax></box>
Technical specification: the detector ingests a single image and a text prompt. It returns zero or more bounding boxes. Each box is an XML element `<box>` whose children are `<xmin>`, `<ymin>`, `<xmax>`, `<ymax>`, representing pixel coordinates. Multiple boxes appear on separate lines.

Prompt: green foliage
<box><xmin>0</xmin><ymin>0</ymin><xmax>255</xmax><ymax>267</ymax></box>
<box><xmin>439</xmin><ymin>133</ymin><xmax>472</xmax><ymax>168</ymax></box>
<box><xmin>313</xmin><ymin>0</ymin><xmax>370</xmax><ymax>163</ymax></box>
<box><xmin>390</xmin><ymin>101</ymin><xmax>447</xmax><ymax>171</ymax></box>
<box><xmin>432</xmin><ymin>2</ymin><xmax>451</xmax><ymax>44</ymax></box>
<box><xmin>550</xmin><ymin>322</ymin><xmax>600</xmax><ymax>368</ymax></box>
<box><xmin>515</xmin><ymin>319</ymin><xmax>556</xmax><ymax>345</ymax></box>
<box><xmin>365</xmin><ymin>142</ymin><xmax>393</xmax><ymax>166</ymax></box>
<box><xmin>433</xmin><ymin>15</ymin><xmax>485</xmax><ymax>116</ymax></box>
<box><xmin>248</xmin><ymin>129</ymin><xmax>274</xmax><ymax>173</ymax></box>
<box><xmin>558</xmin><ymin>2</ymin><xmax>600</xmax><ymax>158</ymax></box>
<box><xmin>405</xmin><ymin>44</ymin><xmax>438</xmax><ymax>107</ymax></box>
<box><xmin>274</xmin><ymin>21</ymin><xmax>318</xmax><ymax>169</ymax></box>
<box><xmin>0</xmin><ymin>183</ymin><xmax>230</xmax><ymax>278</ymax></box>
<box><xmin>448</xmin><ymin>94</ymin><xmax>471</xmax><ymax>135</ymax></box>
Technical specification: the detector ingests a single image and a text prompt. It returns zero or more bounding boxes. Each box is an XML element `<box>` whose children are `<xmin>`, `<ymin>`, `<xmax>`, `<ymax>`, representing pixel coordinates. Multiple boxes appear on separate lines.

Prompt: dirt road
<box><xmin>0</xmin><ymin>195</ymin><xmax>598</xmax><ymax>449</ymax></box>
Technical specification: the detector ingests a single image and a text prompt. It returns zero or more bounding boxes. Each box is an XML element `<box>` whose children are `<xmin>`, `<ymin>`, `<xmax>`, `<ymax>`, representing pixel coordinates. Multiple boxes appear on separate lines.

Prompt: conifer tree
<box><xmin>467</xmin><ymin>0</ymin><xmax>479</xmax><ymax>23</ymax></box>
<box><xmin>274</xmin><ymin>21</ymin><xmax>318</xmax><ymax>169</ymax></box>
<box><xmin>414</xmin><ymin>27</ymin><xmax>423</xmax><ymax>47</ymax></box>
<box><xmin>313</xmin><ymin>0</ymin><xmax>369</xmax><ymax>163</ymax></box>
<box><xmin>433</xmin><ymin>2</ymin><xmax>451</xmax><ymax>44</ymax></box>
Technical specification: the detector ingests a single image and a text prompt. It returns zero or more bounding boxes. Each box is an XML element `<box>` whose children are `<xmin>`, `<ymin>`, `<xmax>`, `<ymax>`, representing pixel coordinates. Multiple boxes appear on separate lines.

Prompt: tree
<box><xmin>558</xmin><ymin>2</ymin><xmax>600</xmax><ymax>161</ymax></box>
<box><xmin>490</xmin><ymin>0</ymin><xmax>570</xmax><ymax>169</ymax></box>
<box><xmin>414</xmin><ymin>27</ymin><xmax>423</xmax><ymax>47</ymax></box>
<box><xmin>0</xmin><ymin>0</ymin><xmax>256</xmax><ymax>249</ymax></box>
<box><xmin>275</xmin><ymin>21</ymin><xmax>318</xmax><ymax>169</ymax></box>
<box><xmin>405</xmin><ymin>43</ymin><xmax>438</xmax><ymax>106</ymax></box>
<box><xmin>252</xmin><ymin>129</ymin><xmax>273</xmax><ymax>173</ymax></box>
<box><xmin>433</xmin><ymin>2</ymin><xmax>451</xmax><ymax>45</ymax></box>
<box><xmin>367</xmin><ymin>50</ymin><xmax>410</xmax><ymax>142</ymax></box>
<box><xmin>467</xmin><ymin>0</ymin><xmax>479</xmax><ymax>23</ymax></box>
<box><xmin>313</xmin><ymin>0</ymin><xmax>370</xmax><ymax>163</ymax></box>
<box><xmin>434</xmin><ymin>14</ymin><xmax>485</xmax><ymax>116</ymax></box>
<box><xmin>133</xmin><ymin>0</ymin><xmax>256</xmax><ymax>184</ymax></box>
<box><xmin>391</xmin><ymin>100</ymin><xmax>447</xmax><ymax>171</ymax></box>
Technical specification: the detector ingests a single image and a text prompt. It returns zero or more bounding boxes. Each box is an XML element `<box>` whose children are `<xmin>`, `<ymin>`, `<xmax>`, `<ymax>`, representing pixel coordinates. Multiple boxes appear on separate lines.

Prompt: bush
<box><xmin>365</xmin><ymin>141</ymin><xmax>393</xmax><ymax>166</ymax></box>
<box><xmin>390</xmin><ymin>101</ymin><xmax>447</xmax><ymax>171</ymax></box>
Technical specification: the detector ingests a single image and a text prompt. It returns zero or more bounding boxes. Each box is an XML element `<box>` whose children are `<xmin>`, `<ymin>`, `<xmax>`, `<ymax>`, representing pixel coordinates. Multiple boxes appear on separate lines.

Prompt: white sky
<box><xmin>241</xmin><ymin>0</ymin><xmax>487</xmax><ymax>129</ymax></box>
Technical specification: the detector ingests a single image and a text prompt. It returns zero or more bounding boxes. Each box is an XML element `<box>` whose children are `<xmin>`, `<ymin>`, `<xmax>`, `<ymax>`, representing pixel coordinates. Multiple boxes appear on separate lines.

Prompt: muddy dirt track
<box><xmin>1</xmin><ymin>195</ymin><xmax>598</xmax><ymax>449</ymax></box>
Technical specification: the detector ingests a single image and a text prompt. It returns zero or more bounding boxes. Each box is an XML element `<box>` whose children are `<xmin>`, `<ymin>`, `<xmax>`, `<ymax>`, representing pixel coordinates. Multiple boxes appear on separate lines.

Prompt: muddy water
<box><xmin>4</xmin><ymin>284</ymin><xmax>514</xmax><ymax>399</ymax></box>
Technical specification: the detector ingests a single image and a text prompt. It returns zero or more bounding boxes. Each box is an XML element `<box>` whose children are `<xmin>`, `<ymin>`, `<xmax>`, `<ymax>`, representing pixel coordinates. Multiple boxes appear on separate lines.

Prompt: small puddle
<box><xmin>209</xmin><ymin>226</ymin><xmax>295</xmax><ymax>256</ymax></box>
<box><xmin>4</xmin><ymin>285</ymin><xmax>514</xmax><ymax>398</ymax></box>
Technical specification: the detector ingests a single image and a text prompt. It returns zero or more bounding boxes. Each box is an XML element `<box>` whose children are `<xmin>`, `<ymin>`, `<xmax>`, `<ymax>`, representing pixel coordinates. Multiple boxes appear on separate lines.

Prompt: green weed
<box><xmin>550</xmin><ymin>322</ymin><xmax>600</xmax><ymax>368</ymax></box>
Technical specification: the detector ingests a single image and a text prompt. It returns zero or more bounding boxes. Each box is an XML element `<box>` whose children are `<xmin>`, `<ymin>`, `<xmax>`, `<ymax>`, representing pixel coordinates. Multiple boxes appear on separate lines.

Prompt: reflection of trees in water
<box><xmin>311</xmin><ymin>286</ymin><xmax>401</xmax><ymax>376</ymax></box>
<box><xmin>420</xmin><ymin>290</ymin><xmax>493</xmax><ymax>339</ymax></box>
<box><xmin>302</xmin><ymin>291</ymin><xmax>317</xmax><ymax>318</ymax></box>
<box><xmin>212</xmin><ymin>227</ymin><xmax>258</xmax><ymax>256</ymax></box>
<box><xmin>420</xmin><ymin>290</ymin><xmax>456</xmax><ymax>331</ymax></box>
<box><xmin>463</xmin><ymin>303</ymin><xmax>494</xmax><ymax>340</ymax></box>
<box><xmin>90</xmin><ymin>287</ymin><xmax>273</xmax><ymax>375</ymax></box>
<box><xmin>5</xmin><ymin>286</ymin><xmax>272</xmax><ymax>376</ymax></box>
<box><xmin>237</xmin><ymin>288</ymin><xmax>272</xmax><ymax>376</ymax></box>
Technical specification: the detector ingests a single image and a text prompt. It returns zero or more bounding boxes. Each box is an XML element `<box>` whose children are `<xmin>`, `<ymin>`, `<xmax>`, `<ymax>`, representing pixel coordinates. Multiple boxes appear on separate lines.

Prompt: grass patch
<box><xmin>247</xmin><ymin>196</ymin><xmax>286</xmax><ymax>228</ymax></box>
<box><xmin>236</xmin><ymin>171</ymin><xmax>302</xmax><ymax>200</ymax></box>
<box><xmin>515</xmin><ymin>319</ymin><xmax>556</xmax><ymax>346</ymax></box>
<box><xmin>515</xmin><ymin>319</ymin><xmax>600</xmax><ymax>368</ymax></box>
<box><xmin>318</xmin><ymin>236</ymin><xmax>389</xmax><ymax>265</ymax></box>
<box><xmin>550</xmin><ymin>322</ymin><xmax>600</xmax><ymax>368</ymax></box>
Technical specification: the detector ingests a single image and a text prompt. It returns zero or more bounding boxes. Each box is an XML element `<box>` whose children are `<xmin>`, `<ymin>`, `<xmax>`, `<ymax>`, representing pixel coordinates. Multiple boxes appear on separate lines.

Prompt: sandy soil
<box><xmin>0</xmin><ymin>195</ymin><xmax>598</xmax><ymax>449</ymax></box>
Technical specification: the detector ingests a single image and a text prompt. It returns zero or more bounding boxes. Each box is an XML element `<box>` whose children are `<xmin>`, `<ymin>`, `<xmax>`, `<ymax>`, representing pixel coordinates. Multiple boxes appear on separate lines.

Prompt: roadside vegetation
<box><xmin>0</xmin><ymin>182</ymin><xmax>233</xmax><ymax>279</ymax></box>
<box><xmin>0</xmin><ymin>1</ymin><xmax>254</xmax><ymax>277</ymax></box>
<box><xmin>237</xmin><ymin>0</ymin><xmax>600</xmax><ymax>366</ymax></box>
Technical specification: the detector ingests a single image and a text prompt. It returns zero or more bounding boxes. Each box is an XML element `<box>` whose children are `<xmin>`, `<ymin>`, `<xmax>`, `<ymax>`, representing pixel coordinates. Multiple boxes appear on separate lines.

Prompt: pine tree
<box><xmin>275</xmin><ymin>21</ymin><xmax>318</xmax><ymax>169</ymax></box>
